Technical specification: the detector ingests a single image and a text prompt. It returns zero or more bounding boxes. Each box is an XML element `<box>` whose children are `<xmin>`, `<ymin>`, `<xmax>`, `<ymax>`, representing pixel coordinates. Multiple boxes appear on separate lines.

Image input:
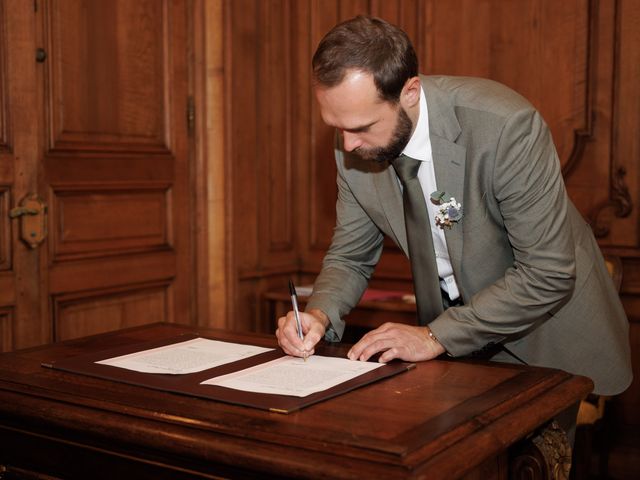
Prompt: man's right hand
<box><xmin>276</xmin><ymin>308</ymin><xmax>329</xmax><ymax>358</ymax></box>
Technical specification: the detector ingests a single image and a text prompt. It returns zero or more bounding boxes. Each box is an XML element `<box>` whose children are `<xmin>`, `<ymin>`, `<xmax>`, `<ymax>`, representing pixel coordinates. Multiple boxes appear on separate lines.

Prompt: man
<box><xmin>276</xmin><ymin>16</ymin><xmax>632</xmax><ymax>401</ymax></box>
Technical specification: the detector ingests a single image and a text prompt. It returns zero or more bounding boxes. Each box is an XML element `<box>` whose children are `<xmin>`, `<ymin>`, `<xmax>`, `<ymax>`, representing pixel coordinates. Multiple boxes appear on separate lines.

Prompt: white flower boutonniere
<box><xmin>430</xmin><ymin>191</ymin><xmax>463</xmax><ymax>229</ymax></box>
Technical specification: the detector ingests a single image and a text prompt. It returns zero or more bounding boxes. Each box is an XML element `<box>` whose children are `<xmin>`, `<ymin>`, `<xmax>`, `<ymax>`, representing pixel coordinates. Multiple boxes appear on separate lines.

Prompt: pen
<box><xmin>288</xmin><ymin>279</ymin><xmax>304</xmax><ymax>341</ymax></box>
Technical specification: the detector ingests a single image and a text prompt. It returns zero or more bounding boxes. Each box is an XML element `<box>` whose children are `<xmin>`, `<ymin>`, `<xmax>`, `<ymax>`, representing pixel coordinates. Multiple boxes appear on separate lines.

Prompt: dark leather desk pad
<box><xmin>44</xmin><ymin>333</ymin><xmax>413</xmax><ymax>413</ymax></box>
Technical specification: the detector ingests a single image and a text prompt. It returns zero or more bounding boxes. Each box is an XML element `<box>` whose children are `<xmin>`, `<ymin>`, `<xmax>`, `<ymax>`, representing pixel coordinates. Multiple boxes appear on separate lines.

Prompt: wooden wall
<box><xmin>211</xmin><ymin>0</ymin><xmax>639</xmax><ymax>457</ymax></box>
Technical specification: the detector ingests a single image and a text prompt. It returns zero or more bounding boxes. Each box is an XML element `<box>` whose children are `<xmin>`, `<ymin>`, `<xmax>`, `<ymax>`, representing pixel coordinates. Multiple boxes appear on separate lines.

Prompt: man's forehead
<box><xmin>313</xmin><ymin>70</ymin><xmax>399</xmax><ymax>131</ymax></box>
<box><xmin>338</xmin><ymin>69</ymin><xmax>375</xmax><ymax>88</ymax></box>
<box><xmin>315</xmin><ymin>70</ymin><xmax>382</xmax><ymax>102</ymax></box>
<box><xmin>316</xmin><ymin>76</ymin><xmax>389</xmax><ymax>114</ymax></box>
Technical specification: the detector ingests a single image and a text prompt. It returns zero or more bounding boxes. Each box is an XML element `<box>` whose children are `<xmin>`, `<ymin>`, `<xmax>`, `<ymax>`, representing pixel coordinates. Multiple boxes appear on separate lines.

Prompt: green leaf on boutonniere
<box><xmin>430</xmin><ymin>190</ymin><xmax>447</xmax><ymax>205</ymax></box>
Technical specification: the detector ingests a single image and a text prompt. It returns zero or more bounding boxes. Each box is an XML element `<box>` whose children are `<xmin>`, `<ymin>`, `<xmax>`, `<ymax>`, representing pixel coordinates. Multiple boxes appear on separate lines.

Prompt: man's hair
<box><xmin>312</xmin><ymin>15</ymin><xmax>418</xmax><ymax>103</ymax></box>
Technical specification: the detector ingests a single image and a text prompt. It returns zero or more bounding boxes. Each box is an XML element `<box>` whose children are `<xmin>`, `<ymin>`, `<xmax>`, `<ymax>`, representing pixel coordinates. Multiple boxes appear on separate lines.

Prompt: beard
<box><xmin>355</xmin><ymin>107</ymin><xmax>413</xmax><ymax>163</ymax></box>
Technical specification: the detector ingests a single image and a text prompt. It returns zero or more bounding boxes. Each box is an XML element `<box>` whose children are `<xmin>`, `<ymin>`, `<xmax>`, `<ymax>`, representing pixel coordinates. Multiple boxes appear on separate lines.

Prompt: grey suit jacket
<box><xmin>306</xmin><ymin>75</ymin><xmax>632</xmax><ymax>395</ymax></box>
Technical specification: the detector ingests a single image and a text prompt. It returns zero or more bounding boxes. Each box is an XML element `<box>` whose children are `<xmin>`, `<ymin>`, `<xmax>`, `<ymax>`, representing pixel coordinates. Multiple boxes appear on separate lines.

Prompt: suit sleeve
<box><xmin>305</xmin><ymin>149</ymin><xmax>385</xmax><ymax>342</ymax></box>
<box><xmin>429</xmin><ymin>108</ymin><xmax>577</xmax><ymax>355</ymax></box>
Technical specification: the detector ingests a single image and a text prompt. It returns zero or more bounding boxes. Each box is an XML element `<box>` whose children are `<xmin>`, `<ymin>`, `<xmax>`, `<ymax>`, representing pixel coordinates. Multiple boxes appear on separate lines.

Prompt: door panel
<box><xmin>54</xmin><ymin>283</ymin><xmax>169</xmax><ymax>340</ymax></box>
<box><xmin>46</xmin><ymin>1</ymin><xmax>169</xmax><ymax>153</ymax></box>
<box><xmin>0</xmin><ymin>0</ymin><xmax>193</xmax><ymax>350</ymax></box>
<box><xmin>50</xmin><ymin>184</ymin><xmax>171</xmax><ymax>260</ymax></box>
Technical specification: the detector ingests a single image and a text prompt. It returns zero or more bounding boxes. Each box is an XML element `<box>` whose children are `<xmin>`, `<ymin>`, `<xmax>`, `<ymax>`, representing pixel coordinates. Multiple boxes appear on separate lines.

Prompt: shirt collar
<box><xmin>401</xmin><ymin>85</ymin><xmax>430</xmax><ymax>162</ymax></box>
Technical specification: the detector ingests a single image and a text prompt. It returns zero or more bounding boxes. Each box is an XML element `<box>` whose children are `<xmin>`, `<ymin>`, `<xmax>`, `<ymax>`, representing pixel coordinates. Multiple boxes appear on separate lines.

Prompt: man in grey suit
<box><xmin>276</xmin><ymin>16</ymin><xmax>632</xmax><ymax>403</ymax></box>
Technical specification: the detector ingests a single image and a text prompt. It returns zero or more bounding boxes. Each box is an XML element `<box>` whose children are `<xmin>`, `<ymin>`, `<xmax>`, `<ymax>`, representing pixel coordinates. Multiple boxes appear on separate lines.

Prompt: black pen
<box><xmin>288</xmin><ymin>279</ymin><xmax>304</xmax><ymax>341</ymax></box>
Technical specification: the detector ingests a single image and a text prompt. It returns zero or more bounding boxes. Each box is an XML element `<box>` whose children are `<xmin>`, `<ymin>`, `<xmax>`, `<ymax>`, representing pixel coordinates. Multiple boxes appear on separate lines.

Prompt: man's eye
<box><xmin>345</xmin><ymin>127</ymin><xmax>369</xmax><ymax>134</ymax></box>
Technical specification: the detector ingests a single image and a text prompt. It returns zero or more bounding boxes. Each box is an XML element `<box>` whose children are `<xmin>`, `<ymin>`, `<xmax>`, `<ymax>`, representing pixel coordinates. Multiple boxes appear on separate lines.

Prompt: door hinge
<box><xmin>187</xmin><ymin>96</ymin><xmax>195</xmax><ymax>136</ymax></box>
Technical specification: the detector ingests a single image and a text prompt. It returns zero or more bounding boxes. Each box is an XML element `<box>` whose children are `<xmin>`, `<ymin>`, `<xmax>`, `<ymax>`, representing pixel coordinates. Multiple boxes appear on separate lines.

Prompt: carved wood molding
<box><xmin>510</xmin><ymin>420</ymin><xmax>572</xmax><ymax>480</ymax></box>
<box><xmin>589</xmin><ymin>166</ymin><xmax>633</xmax><ymax>238</ymax></box>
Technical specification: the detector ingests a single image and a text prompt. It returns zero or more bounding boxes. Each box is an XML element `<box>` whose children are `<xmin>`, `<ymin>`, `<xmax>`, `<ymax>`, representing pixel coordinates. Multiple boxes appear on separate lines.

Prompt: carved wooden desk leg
<box><xmin>510</xmin><ymin>421</ymin><xmax>573</xmax><ymax>480</ymax></box>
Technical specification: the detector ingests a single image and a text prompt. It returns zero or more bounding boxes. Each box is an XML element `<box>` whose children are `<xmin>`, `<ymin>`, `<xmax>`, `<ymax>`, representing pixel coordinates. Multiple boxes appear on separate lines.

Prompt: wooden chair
<box><xmin>570</xmin><ymin>253</ymin><xmax>622</xmax><ymax>479</ymax></box>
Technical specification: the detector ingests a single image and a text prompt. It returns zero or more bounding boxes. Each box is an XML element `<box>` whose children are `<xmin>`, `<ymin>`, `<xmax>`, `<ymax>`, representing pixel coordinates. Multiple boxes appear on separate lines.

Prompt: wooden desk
<box><xmin>0</xmin><ymin>323</ymin><xmax>592</xmax><ymax>479</ymax></box>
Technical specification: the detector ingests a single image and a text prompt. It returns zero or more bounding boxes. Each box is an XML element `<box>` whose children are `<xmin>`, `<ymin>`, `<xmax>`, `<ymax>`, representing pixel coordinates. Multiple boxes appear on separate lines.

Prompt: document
<box><xmin>201</xmin><ymin>355</ymin><xmax>384</xmax><ymax>397</ymax></box>
<box><xmin>96</xmin><ymin>338</ymin><xmax>273</xmax><ymax>374</ymax></box>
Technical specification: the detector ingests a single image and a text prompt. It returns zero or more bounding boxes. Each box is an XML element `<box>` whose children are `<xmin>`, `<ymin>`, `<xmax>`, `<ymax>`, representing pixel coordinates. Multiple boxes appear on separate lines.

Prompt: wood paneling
<box><xmin>48</xmin><ymin>251</ymin><xmax>176</xmax><ymax>296</ymax></box>
<box><xmin>257</xmin><ymin>1</ymin><xmax>294</xmax><ymax>255</ymax></box>
<box><xmin>227</xmin><ymin>0</ymin><xmax>300</xmax><ymax>331</ymax></box>
<box><xmin>426</xmin><ymin>0</ymin><xmax>591</xmax><ymax>171</ymax></box>
<box><xmin>308</xmin><ymin>2</ymin><xmax>341</xmax><ymax>255</ymax></box>
<box><xmin>600</xmin><ymin>0</ymin><xmax>640</xmax><ymax>246</ymax></box>
<box><xmin>190</xmin><ymin>0</ymin><xmax>228</xmax><ymax>329</ymax></box>
<box><xmin>50</xmin><ymin>184</ymin><xmax>171</xmax><ymax>260</ymax></box>
<box><xmin>0</xmin><ymin>308</ymin><xmax>12</xmax><ymax>352</ymax></box>
<box><xmin>0</xmin><ymin>0</ymin><xmax>10</xmax><ymax>273</ymax></box>
<box><xmin>616</xmin><ymin>316</ymin><xmax>640</xmax><ymax>424</ymax></box>
<box><xmin>0</xmin><ymin>187</ymin><xmax>9</xmax><ymax>270</ymax></box>
<box><xmin>0</xmin><ymin>0</ymin><xmax>194</xmax><ymax>349</ymax></box>
<box><xmin>41</xmin><ymin>0</ymin><xmax>193</xmax><ymax>340</ymax></box>
<box><xmin>46</xmin><ymin>0</ymin><xmax>168</xmax><ymax>153</ymax></box>
<box><xmin>604</xmin><ymin>2</ymin><xmax>640</xmax><ymax>468</ymax></box>
<box><xmin>0</xmin><ymin>0</ymin><xmax>8</xmax><ymax>152</ymax></box>
<box><xmin>53</xmin><ymin>284</ymin><xmax>168</xmax><ymax>341</ymax></box>
<box><xmin>2</xmin><ymin>0</ymin><xmax>46</xmax><ymax>347</ymax></box>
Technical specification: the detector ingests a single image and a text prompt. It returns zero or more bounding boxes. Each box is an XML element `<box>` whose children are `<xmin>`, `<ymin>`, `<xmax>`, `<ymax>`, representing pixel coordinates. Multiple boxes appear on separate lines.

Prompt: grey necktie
<box><xmin>391</xmin><ymin>155</ymin><xmax>444</xmax><ymax>325</ymax></box>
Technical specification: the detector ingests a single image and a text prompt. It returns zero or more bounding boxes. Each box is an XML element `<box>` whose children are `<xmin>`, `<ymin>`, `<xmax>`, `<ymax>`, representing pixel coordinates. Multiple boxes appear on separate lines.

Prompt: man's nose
<box><xmin>342</xmin><ymin>131</ymin><xmax>362</xmax><ymax>152</ymax></box>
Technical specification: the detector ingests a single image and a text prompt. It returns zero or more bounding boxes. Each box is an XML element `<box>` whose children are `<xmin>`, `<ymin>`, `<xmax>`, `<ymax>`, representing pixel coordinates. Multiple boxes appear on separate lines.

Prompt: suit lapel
<box><xmin>431</xmin><ymin>136</ymin><xmax>465</xmax><ymax>278</ymax></box>
<box><xmin>373</xmin><ymin>164</ymin><xmax>408</xmax><ymax>255</ymax></box>
<box><xmin>423</xmin><ymin>76</ymin><xmax>466</xmax><ymax>283</ymax></box>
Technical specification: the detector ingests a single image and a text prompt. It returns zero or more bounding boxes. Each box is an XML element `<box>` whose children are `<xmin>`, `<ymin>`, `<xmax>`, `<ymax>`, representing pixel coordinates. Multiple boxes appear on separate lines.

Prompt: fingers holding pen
<box><xmin>300</xmin><ymin>311</ymin><xmax>327</xmax><ymax>352</ymax></box>
<box><xmin>276</xmin><ymin>311</ymin><xmax>323</xmax><ymax>358</ymax></box>
<box><xmin>276</xmin><ymin>311</ymin><xmax>307</xmax><ymax>357</ymax></box>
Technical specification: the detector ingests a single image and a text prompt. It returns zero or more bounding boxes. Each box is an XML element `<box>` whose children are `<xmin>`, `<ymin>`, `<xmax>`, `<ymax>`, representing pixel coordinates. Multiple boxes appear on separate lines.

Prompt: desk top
<box><xmin>0</xmin><ymin>322</ymin><xmax>592</xmax><ymax>479</ymax></box>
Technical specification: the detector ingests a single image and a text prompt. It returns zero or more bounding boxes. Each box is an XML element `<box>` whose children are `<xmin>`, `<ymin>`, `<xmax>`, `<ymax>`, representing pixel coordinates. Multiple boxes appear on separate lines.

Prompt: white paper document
<box><xmin>95</xmin><ymin>338</ymin><xmax>273</xmax><ymax>374</ymax></box>
<box><xmin>201</xmin><ymin>355</ymin><xmax>384</xmax><ymax>397</ymax></box>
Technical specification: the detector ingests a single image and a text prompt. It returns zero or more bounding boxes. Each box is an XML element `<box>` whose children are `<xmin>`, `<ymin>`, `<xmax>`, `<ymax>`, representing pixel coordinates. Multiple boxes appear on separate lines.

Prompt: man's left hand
<box><xmin>347</xmin><ymin>323</ymin><xmax>445</xmax><ymax>363</ymax></box>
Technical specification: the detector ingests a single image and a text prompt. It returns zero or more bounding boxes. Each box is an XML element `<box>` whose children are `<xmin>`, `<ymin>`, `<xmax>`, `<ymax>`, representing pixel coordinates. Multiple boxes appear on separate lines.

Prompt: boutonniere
<box><xmin>430</xmin><ymin>191</ymin><xmax>463</xmax><ymax>229</ymax></box>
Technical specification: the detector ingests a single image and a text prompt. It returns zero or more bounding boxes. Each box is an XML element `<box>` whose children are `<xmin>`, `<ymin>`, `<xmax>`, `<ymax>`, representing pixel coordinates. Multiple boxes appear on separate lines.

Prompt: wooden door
<box><xmin>0</xmin><ymin>0</ymin><xmax>194</xmax><ymax>350</ymax></box>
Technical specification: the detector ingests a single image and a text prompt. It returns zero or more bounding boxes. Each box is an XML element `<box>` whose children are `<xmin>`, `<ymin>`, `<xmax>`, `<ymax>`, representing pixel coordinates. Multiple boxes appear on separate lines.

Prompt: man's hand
<box><xmin>347</xmin><ymin>323</ymin><xmax>445</xmax><ymax>363</ymax></box>
<box><xmin>276</xmin><ymin>308</ymin><xmax>329</xmax><ymax>358</ymax></box>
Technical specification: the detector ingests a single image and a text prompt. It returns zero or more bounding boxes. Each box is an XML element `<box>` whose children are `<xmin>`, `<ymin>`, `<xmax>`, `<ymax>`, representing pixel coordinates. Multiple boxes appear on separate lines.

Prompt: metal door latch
<box><xmin>9</xmin><ymin>194</ymin><xmax>47</xmax><ymax>249</ymax></box>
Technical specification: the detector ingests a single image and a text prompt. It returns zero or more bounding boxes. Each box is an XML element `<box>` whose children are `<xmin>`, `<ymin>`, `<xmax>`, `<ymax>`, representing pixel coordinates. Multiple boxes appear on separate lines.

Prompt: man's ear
<box><xmin>401</xmin><ymin>76</ymin><xmax>421</xmax><ymax>109</ymax></box>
